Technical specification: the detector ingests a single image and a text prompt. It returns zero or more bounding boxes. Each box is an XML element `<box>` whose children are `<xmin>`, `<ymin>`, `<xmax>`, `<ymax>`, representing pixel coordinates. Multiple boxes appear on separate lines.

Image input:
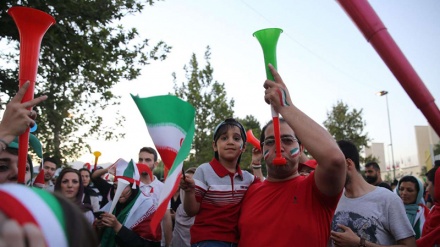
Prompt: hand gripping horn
<box><xmin>8</xmin><ymin>7</ymin><xmax>56</xmax><ymax>184</ymax></box>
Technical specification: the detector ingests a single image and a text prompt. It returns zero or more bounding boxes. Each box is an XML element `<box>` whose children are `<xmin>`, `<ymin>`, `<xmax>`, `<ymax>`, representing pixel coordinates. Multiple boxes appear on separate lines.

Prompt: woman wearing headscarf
<box><xmin>79</xmin><ymin>167</ymin><xmax>102</xmax><ymax>212</ymax></box>
<box><xmin>417</xmin><ymin>166</ymin><xmax>440</xmax><ymax>247</ymax></box>
<box><xmin>396</xmin><ymin>175</ymin><xmax>430</xmax><ymax>239</ymax></box>
<box><xmin>95</xmin><ymin>159</ymin><xmax>161</xmax><ymax>247</ymax></box>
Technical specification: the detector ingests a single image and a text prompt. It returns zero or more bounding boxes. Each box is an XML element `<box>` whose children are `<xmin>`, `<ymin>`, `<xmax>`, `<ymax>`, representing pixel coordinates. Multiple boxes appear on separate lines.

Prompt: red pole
<box><xmin>8</xmin><ymin>7</ymin><xmax>55</xmax><ymax>184</ymax></box>
<box><xmin>337</xmin><ymin>0</ymin><xmax>440</xmax><ymax>137</ymax></box>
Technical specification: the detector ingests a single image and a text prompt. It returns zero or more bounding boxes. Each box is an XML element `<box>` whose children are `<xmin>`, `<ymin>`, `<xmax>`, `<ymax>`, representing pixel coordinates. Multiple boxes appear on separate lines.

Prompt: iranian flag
<box><xmin>131</xmin><ymin>94</ymin><xmax>195</xmax><ymax>233</ymax></box>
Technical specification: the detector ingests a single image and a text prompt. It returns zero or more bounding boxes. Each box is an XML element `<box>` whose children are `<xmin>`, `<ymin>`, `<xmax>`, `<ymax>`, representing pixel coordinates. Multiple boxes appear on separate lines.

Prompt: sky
<box><xmin>76</xmin><ymin>0</ymin><xmax>440</xmax><ymax>168</ymax></box>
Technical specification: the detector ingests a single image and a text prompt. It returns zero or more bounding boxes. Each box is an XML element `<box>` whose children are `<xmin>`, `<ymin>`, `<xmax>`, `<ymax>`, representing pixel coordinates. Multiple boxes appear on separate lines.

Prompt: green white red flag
<box><xmin>131</xmin><ymin>94</ymin><xmax>195</xmax><ymax>234</ymax></box>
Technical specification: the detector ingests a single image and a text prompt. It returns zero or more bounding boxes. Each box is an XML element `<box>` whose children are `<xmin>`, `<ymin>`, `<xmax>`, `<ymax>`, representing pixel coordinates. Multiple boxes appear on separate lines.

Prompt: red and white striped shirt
<box><xmin>191</xmin><ymin>158</ymin><xmax>257</xmax><ymax>244</ymax></box>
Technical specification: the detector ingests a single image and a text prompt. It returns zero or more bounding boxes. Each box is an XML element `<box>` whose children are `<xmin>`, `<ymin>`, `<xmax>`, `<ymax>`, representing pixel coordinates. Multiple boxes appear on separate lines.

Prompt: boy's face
<box><xmin>213</xmin><ymin>126</ymin><xmax>245</xmax><ymax>162</ymax></box>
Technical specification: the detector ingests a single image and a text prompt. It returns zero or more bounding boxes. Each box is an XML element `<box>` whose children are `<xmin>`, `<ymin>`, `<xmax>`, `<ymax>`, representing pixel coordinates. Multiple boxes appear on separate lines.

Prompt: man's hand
<box><xmin>101</xmin><ymin>212</ymin><xmax>122</xmax><ymax>233</ymax></box>
<box><xmin>0</xmin><ymin>81</ymin><xmax>47</xmax><ymax>143</ymax></box>
<box><xmin>251</xmin><ymin>147</ymin><xmax>263</xmax><ymax>164</ymax></box>
<box><xmin>330</xmin><ymin>224</ymin><xmax>360</xmax><ymax>247</ymax></box>
<box><xmin>0</xmin><ymin>220</ymin><xmax>46</xmax><ymax>247</ymax></box>
<box><xmin>180</xmin><ymin>174</ymin><xmax>195</xmax><ymax>193</ymax></box>
<box><xmin>263</xmin><ymin>64</ymin><xmax>293</xmax><ymax>113</ymax></box>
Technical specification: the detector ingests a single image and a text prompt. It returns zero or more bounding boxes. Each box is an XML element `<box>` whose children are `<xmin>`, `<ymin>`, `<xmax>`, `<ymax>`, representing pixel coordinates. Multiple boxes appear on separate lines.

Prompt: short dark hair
<box><xmin>213</xmin><ymin>118</ymin><xmax>246</xmax><ymax>143</ymax></box>
<box><xmin>43</xmin><ymin>157</ymin><xmax>58</xmax><ymax>167</ymax></box>
<box><xmin>139</xmin><ymin>147</ymin><xmax>158</xmax><ymax>162</ymax></box>
<box><xmin>337</xmin><ymin>140</ymin><xmax>360</xmax><ymax>172</ymax></box>
<box><xmin>365</xmin><ymin>162</ymin><xmax>380</xmax><ymax>171</ymax></box>
<box><xmin>399</xmin><ymin>175</ymin><xmax>420</xmax><ymax>192</ymax></box>
<box><xmin>260</xmin><ymin>118</ymin><xmax>301</xmax><ymax>149</ymax></box>
<box><xmin>435</xmin><ymin>159</ymin><xmax>440</xmax><ymax>168</ymax></box>
<box><xmin>426</xmin><ymin>166</ymin><xmax>439</xmax><ymax>185</ymax></box>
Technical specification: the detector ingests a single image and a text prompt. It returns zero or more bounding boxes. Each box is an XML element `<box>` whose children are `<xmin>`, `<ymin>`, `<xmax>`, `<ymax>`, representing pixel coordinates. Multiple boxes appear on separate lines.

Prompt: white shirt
<box><xmin>140</xmin><ymin>176</ymin><xmax>170</xmax><ymax>208</ymax></box>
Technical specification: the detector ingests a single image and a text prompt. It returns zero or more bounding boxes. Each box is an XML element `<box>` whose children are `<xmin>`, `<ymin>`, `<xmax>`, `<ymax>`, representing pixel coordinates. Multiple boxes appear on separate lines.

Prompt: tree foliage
<box><xmin>434</xmin><ymin>142</ymin><xmax>440</xmax><ymax>156</ymax></box>
<box><xmin>173</xmin><ymin>47</ymin><xmax>235</xmax><ymax>168</ymax></box>
<box><xmin>324</xmin><ymin>100</ymin><xmax>370</xmax><ymax>154</ymax></box>
<box><xmin>237</xmin><ymin>115</ymin><xmax>262</xmax><ymax>170</ymax></box>
<box><xmin>364</xmin><ymin>154</ymin><xmax>379</xmax><ymax>164</ymax></box>
<box><xmin>0</xmin><ymin>1</ymin><xmax>171</xmax><ymax>164</ymax></box>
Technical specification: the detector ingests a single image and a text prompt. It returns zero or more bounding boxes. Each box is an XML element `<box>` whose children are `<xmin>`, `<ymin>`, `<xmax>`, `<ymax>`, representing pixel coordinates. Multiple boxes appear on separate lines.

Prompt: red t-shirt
<box><xmin>238</xmin><ymin>172</ymin><xmax>341</xmax><ymax>247</ymax></box>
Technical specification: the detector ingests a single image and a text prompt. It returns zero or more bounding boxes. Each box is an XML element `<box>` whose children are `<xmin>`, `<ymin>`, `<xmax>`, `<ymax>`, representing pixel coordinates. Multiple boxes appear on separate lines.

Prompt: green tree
<box><xmin>173</xmin><ymin>47</ymin><xmax>234</xmax><ymax>168</ymax></box>
<box><xmin>324</xmin><ymin>100</ymin><xmax>370</xmax><ymax>155</ymax></box>
<box><xmin>434</xmin><ymin>142</ymin><xmax>440</xmax><ymax>156</ymax></box>
<box><xmin>237</xmin><ymin>115</ymin><xmax>261</xmax><ymax>170</ymax></box>
<box><xmin>364</xmin><ymin>154</ymin><xmax>379</xmax><ymax>164</ymax></box>
<box><xmin>0</xmin><ymin>1</ymin><xmax>171</xmax><ymax>164</ymax></box>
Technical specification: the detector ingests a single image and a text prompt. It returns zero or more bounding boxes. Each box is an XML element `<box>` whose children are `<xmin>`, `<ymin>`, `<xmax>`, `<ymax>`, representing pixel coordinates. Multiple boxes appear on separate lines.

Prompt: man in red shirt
<box><xmin>238</xmin><ymin>65</ymin><xmax>346</xmax><ymax>247</ymax></box>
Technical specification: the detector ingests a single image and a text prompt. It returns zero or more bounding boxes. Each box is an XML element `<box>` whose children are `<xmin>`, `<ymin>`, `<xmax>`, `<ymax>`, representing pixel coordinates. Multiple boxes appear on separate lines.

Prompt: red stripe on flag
<box><xmin>0</xmin><ymin>191</ymin><xmax>40</xmax><ymax>226</ymax></box>
<box><xmin>157</xmin><ymin>148</ymin><xmax>177</xmax><ymax>170</ymax></box>
<box><xmin>150</xmin><ymin>172</ymin><xmax>182</xmax><ymax>235</ymax></box>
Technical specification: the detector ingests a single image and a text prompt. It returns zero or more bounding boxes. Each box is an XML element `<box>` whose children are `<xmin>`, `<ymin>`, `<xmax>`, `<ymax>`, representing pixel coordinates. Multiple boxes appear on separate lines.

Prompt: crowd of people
<box><xmin>1</xmin><ymin>67</ymin><xmax>439</xmax><ymax>247</ymax></box>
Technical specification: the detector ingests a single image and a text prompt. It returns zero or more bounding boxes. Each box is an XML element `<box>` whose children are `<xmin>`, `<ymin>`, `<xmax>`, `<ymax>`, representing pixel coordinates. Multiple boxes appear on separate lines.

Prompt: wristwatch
<box><xmin>359</xmin><ymin>237</ymin><xmax>367</xmax><ymax>247</ymax></box>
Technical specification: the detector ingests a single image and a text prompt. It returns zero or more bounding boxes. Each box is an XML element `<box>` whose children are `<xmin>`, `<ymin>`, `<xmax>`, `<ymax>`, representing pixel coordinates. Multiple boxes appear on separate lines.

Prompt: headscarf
<box><xmin>417</xmin><ymin>167</ymin><xmax>440</xmax><ymax>246</ymax></box>
<box><xmin>100</xmin><ymin>187</ymin><xmax>141</xmax><ymax>247</ymax></box>
<box><xmin>396</xmin><ymin>175</ymin><xmax>424</xmax><ymax>226</ymax></box>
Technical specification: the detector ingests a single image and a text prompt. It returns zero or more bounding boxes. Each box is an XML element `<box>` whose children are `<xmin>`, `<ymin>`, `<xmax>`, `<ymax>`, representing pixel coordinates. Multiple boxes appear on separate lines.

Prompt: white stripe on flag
<box><xmin>148</xmin><ymin>125</ymin><xmax>185</xmax><ymax>151</ymax></box>
<box><xmin>158</xmin><ymin>162</ymin><xmax>183</xmax><ymax>205</ymax></box>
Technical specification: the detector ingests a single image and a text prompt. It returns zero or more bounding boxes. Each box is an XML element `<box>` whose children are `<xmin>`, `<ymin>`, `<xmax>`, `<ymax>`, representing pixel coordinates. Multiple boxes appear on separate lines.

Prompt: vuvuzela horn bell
<box><xmin>253</xmin><ymin>28</ymin><xmax>286</xmax><ymax>165</ymax></box>
<box><xmin>93</xmin><ymin>151</ymin><xmax>102</xmax><ymax>171</ymax></box>
<box><xmin>246</xmin><ymin>129</ymin><xmax>261</xmax><ymax>151</ymax></box>
<box><xmin>8</xmin><ymin>7</ymin><xmax>56</xmax><ymax>184</ymax></box>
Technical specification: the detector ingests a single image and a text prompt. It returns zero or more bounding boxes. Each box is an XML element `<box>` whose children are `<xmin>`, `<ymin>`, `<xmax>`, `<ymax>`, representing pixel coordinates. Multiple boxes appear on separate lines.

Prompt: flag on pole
<box><xmin>131</xmin><ymin>94</ymin><xmax>195</xmax><ymax>234</ymax></box>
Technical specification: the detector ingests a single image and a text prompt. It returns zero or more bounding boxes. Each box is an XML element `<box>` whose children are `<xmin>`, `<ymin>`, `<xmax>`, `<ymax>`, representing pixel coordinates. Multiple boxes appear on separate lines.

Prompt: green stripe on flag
<box><xmin>131</xmin><ymin>95</ymin><xmax>194</xmax><ymax>130</ymax></box>
<box><xmin>123</xmin><ymin>159</ymin><xmax>135</xmax><ymax>178</ymax></box>
<box><xmin>131</xmin><ymin>94</ymin><xmax>195</xmax><ymax>174</ymax></box>
<box><xmin>32</xmin><ymin>187</ymin><xmax>67</xmax><ymax>237</ymax></box>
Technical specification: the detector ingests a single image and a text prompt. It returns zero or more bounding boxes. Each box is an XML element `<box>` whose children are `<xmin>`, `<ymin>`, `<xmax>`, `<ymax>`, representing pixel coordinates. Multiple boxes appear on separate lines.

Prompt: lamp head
<box><xmin>376</xmin><ymin>90</ymin><xmax>388</xmax><ymax>96</ymax></box>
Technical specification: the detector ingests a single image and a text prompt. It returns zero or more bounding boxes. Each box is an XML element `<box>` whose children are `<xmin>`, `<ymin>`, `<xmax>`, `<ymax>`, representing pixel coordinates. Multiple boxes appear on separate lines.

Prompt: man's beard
<box><xmin>365</xmin><ymin>175</ymin><xmax>377</xmax><ymax>184</ymax></box>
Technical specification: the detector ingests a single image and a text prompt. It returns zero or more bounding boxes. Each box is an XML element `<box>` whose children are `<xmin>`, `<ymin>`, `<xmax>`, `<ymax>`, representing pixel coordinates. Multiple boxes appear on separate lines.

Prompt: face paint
<box><xmin>277</xmin><ymin>88</ymin><xmax>290</xmax><ymax>107</ymax></box>
<box><xmin>263</xmin><ymin>150</ymin><xmax>270</xmax><ymax>160</ymax></box>
<box><xmin>240</xmin><ymin>143</ymin><xmax>243</xmax><ymax>150</ymax></box>
<box><xmin>290</xmin><ymin>147</ymin><xmax>300</xmax><ymax>158</ymax></box>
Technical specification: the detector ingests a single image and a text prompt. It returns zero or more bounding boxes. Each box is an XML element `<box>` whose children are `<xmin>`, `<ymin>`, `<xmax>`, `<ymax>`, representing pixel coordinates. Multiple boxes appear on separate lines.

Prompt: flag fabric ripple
<box><xmin>131</xmin><ymin>94</ymin><xmax>195</xmax><ymax>234</ymax></box>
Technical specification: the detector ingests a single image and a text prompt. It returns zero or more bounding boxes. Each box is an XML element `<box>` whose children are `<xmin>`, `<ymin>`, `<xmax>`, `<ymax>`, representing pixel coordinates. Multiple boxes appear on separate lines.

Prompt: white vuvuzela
<box><xmin>108</xmin><ymin>178</ymin><xmax>130</xmax><ymax>214</ymax></box>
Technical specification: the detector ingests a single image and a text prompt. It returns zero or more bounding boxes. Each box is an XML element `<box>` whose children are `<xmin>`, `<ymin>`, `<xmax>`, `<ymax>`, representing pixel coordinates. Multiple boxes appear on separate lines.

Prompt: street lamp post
<box><xmin>377</xmin><ymin>90</ymin><xmax>396</xmax><ymax>180</ymax></box>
